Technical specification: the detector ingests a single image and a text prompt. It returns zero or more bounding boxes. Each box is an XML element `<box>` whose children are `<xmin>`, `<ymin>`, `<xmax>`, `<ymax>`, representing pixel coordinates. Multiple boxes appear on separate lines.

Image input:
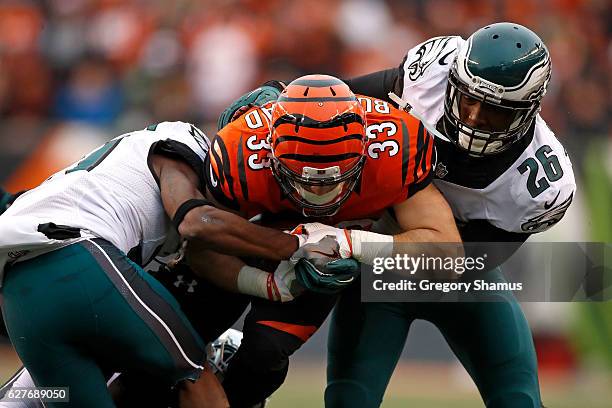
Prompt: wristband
<box><xmin>350</xmin><ymin>230</ymin><xmax>394</xmax><ymax>265</ymax></box>
<box><xmin>172</xmin><ymin>199</ymin><xmax>212</xmax><ymax>231</ymax></box>
<box><xmin>237</xmin><ymin>265</ymin><xmax>274</xmax><ymax>300</ymax></box>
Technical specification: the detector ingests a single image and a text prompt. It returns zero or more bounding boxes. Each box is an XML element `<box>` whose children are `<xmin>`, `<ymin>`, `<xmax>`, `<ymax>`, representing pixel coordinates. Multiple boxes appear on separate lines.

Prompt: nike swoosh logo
<box><xmin>438</xmin><ymin>50</ymin><xmax>454</xmax><ymax>66</ymax></box>
<box><xmin>311</xmin><ymin>249</ymin><xmax>340</xmax><ymax>258</ymax></box>
<box><xmin>544</xmin><ymin>191</ymin><xmax>561</xmax><ymax>209</ymax></box>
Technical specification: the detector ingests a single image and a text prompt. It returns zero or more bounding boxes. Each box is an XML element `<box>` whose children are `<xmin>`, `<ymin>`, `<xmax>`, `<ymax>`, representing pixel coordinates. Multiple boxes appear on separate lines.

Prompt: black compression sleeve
<box><xmin>343</xmin><ymin>68</ymin><xmax>401</xmax><ymax>102</ymax></box>
<box><xmin>459</xmin><ymin>220</ymin><xmax>530</xmax><ymax>269</ymax></box>
<box><xmin>459</xmin><ymin>220</ymin><xmax>530</xmax><ymax>244</ymax></box>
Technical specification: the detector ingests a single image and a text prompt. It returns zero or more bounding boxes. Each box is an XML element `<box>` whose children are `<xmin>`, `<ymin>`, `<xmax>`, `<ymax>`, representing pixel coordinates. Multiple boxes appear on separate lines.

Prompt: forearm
<box><xmin>350</xmin><ymin>227</ymin><xmax>462</xmax><ymax>261</ymax></box>
<box><xmin>348</xmin><ymin>184</ymin><xmax>463</xmax><ymax>278</ymax></box>
<box><xmin>179</xmin><ymin>205</ymin><xmax>298</xmax><ymax>260</ymax></box>
<box><xmin>343</xmin><ymin>68</ymin><xmax>400</xmax><ymax>102</ymax></box>
<box><xmin>187</xmin><ymin>243</ymin><xmax>293</xmax><ymax>302</ymax></box>
<box><xmin>394</xmin><ymin>225</ymin><xmax>462</xmax><ymax>255</ymax></box>
<box><xmin>187</xmin><ymin>245</ymin><xmax>244</xmax><ymax>293</ymax></box>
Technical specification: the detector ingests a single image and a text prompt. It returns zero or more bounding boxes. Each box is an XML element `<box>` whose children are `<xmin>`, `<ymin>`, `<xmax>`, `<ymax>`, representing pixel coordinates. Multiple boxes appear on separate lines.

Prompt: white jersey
<box><xmin>399</xmin><ymin>36</ymin><xmax>576</xmax><ymax>234</ymax></box>
<box><xmin>0</xmin><ymin>121</ymin><xmax>210</xmax><ymax>284</ymax></box>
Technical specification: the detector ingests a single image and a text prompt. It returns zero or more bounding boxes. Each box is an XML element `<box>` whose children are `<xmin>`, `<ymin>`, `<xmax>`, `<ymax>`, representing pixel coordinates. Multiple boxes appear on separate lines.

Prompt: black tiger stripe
<box><xmin>273</xmin><ymin>113</ymin><xmax>364</xmax><ymax>129</ymax></box>
<box><xmin>275</xmin><ymin>134</ymin><xmax>363</xmax><ymax>146</ymax></box>
<box><xmin>400</xmin><ymin>119</ymin><xmax>410</xmax><ymax>185</ymax></box>
<box><xmin>204</xmin><ymin>154</ymin><xmax>240</xmax><ymax>211</ymax></box>
<box><xmin>206</xmin><ymin>137</ymin><xmax>240</xmax><ymax>210</ymax></box>
<box><xmin>407</xmin><ymin>167</ymin><xmax>433</xmax><ymax>197</ymax></box>
<box><xmin>277</xmin><ymin>96</ymin><xmax>357</xmax><ymax>103</ymax></box>
<box><xmin>413</xmin><ymin>122</ymin><xmax>426</xmax><ymax>185</ymax></box>
<box><xmin>210</xmin><ymin>138</ymin><xmax>225</xmax><ymax>187</ymax></box>
<box><xmin>408</xmin><ymin>124</ymin><xmax>434</xmax><ymax>197</ymax></box>
<box><xmin>215</xmin><ymin>136</ymin><xmax>237</xmax><ymax>202</ymax></box>
<box><xmin>278</xmin><ymin>152</ymin><xmax>362</xmax><ymax>163</ymax></box>
<box><xmin>420</xmin><ymin>129</ymin><xmax>431</xmax><ymax>178</ymax></box>
<box><xmin>237</xmin><ymin>136</ymin><xmax>249</xmax><ymax>201</ymax></box>
<box><xmin>291</xmin><ymin>78</ymin><xmax>346</xmax><ymax>87</ymax></box>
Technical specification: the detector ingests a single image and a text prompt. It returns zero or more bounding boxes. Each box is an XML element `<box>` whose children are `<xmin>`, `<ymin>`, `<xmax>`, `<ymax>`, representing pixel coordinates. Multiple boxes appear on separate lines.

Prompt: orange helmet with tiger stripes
<box><xmin>269</xmin><ymin>74</ymin><xmax>367</xmax><ymax>217</ymax></box>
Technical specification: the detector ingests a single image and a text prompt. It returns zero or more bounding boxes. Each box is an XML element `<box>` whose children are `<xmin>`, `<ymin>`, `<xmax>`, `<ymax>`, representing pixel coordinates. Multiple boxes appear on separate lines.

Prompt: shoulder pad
<box><xmin>403</xmin><ymin>36</ymin><xmax>463</xmax><ymax>84</ymax></box>
<box><xmin>149</xmin><ymin>121</ymin><xmax>211</xmax><ymax>157</ymax></box>
<box><xmin>511</xmin><ymin>118</ymin><xmax>576</xmax><ymax>233</ymax></box>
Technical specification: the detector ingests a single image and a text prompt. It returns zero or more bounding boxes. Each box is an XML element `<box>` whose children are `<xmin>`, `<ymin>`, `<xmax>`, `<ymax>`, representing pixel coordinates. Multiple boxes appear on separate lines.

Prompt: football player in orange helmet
<box><xmin>267</xmin><ymin>76</ymin><xmax>367</xmax><ymax>217</ymax></box>
<box><xmin>198</xmin><ymin>74</ymin><xmax>461</xmax><ymax>407</ymax></box>
<box><xmin>216</xmin><ymin>24</ymin><xmax>576</xmax><ymax>408</ymax></box>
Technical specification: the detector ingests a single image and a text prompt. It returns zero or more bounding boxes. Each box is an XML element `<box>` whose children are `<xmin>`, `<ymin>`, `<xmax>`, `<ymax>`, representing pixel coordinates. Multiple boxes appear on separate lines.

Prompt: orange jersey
<box><xmin>206</xmin><ymin>95</ymin><xmax>434</xmax><ymax>224</ymax></box>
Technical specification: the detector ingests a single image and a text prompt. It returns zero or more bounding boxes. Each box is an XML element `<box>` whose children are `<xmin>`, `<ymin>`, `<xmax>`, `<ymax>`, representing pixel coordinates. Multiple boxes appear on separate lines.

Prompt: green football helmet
<box><xmin>443</xmin><ymin>22</ymin><xmax>551</xmax><ymax>156</ymax></box>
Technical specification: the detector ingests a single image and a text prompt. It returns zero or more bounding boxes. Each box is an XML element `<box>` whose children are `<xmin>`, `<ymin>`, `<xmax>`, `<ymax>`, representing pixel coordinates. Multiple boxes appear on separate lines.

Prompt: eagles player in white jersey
<box><xmin>322</xmin><ymin>23</ymin><xmax>576</xmax><ymax>408</ymax></box>
<box><xmin>215</xmin><ymin>22</ymin><xmax>576</xmax><ymax>407</ymax></box>
<box><xmin>0</xmin><ymin>121</ymin><xmax>325</xmax><ymax>407</ymax></box>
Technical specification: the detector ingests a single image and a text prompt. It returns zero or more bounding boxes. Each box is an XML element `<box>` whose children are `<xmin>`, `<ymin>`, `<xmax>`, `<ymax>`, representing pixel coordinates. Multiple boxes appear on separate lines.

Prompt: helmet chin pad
<box><xmin>458</xmin><ymin>129</ymin><xmax>503</xmax><ymax>155</ymax></box>
<box><xmin>293</xmin><ymin>181</ymin><xmax>346</xmax><ymax>206</ymax></box>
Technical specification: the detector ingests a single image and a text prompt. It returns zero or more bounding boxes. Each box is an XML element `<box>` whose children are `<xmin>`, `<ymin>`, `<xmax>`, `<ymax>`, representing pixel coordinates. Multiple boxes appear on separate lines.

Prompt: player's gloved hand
<box><xmin>268</xmin><ymin>260</ymin><xmax>305</xmax><ymax>302</ymax></box>
<box><xmin>217</xmin><ymin>80</ymin><xmax>285</xmax><ymax>130</ymax></box>
<box><xmin>294</xmin><ymin>256</ymin><xmax>360</xmax><ymax>294</ymax></box>
<box><xmin>0</xmin><ymin>188</ymin><xmax>15</xmax><ymax>215</ymax></box>
<box><xmin>289</xmin><ymin>222</ymin><xmax>353</xmax><ymax>259</ymax></box>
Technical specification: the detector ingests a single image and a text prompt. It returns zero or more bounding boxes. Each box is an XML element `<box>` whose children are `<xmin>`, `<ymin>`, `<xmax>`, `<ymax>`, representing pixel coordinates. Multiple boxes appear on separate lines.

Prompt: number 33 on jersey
<box><xmin>206</xmin><ymin>95</ymin><xmax>435</xmax><ymax>223</ymax></box>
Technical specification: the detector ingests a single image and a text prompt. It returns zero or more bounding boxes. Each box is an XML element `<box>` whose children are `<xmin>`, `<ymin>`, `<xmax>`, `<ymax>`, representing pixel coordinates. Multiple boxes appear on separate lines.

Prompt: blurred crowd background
<box><xmin>0</xmin><ymin>0</ymin><xmax>610</xmax><ymax>181</ymax></box>
<box><xmin>0</xmin><ymin>0</ymin><xmax>610</xmax><ymax>406</ymax></box>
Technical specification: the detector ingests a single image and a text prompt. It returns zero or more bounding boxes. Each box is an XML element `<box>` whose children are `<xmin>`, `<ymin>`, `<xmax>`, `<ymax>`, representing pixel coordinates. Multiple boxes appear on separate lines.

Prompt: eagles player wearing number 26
<box><xmin>320</xmin><ymin>23</ymin><xmax>576</xmax><ymax>408</ymax></box>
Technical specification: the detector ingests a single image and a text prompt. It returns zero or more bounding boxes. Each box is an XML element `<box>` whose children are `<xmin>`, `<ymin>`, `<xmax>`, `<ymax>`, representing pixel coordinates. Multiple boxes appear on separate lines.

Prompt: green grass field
<box><xmin>2</xmin><ymin>346</ymin><xmax>611</xmax><ymax>407</ymax></box>
<box><xmin>267</xmin><ymin>360</ymin><xmax>612</xmax><ymax>408</ymax></box>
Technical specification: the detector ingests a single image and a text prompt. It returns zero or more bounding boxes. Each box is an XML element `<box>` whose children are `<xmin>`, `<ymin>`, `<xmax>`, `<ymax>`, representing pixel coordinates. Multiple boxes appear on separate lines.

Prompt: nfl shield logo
<box><xmin>435</xmin><ymin>163</ymin><xmax>448</xmax><ymax>179</ymax></box>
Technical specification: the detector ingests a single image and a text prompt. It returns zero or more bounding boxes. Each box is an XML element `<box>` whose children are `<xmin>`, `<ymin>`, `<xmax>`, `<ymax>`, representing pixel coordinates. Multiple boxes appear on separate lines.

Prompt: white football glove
<box><xmin>289</xmin><ymin>222</ymin><xmax>353</xmax><ymax>262</ymax></box>
<box><xmin>268</xmin><ymin>260</ymin><xmax>304</xmax><ymax>302</ymax></box>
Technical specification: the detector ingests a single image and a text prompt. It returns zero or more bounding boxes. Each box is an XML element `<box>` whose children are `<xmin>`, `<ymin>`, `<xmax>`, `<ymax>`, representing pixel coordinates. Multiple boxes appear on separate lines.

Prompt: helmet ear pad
<box><xmin>269</xmin><ymin>74</ymin><xmax>367</xmax><ymax>216</ymax></box>
<box><xmin>443</xmin><ymin>22</ymin><xmax>551</xmax><ymax>156</ymax></box>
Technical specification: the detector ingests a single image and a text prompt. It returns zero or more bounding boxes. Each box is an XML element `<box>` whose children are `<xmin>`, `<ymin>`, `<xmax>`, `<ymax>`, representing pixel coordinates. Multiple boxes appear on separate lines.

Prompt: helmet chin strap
<box><xmin>388</xmin><ymin>92</ymin><xmax>452</xmax><ymax>143</ymax></box>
